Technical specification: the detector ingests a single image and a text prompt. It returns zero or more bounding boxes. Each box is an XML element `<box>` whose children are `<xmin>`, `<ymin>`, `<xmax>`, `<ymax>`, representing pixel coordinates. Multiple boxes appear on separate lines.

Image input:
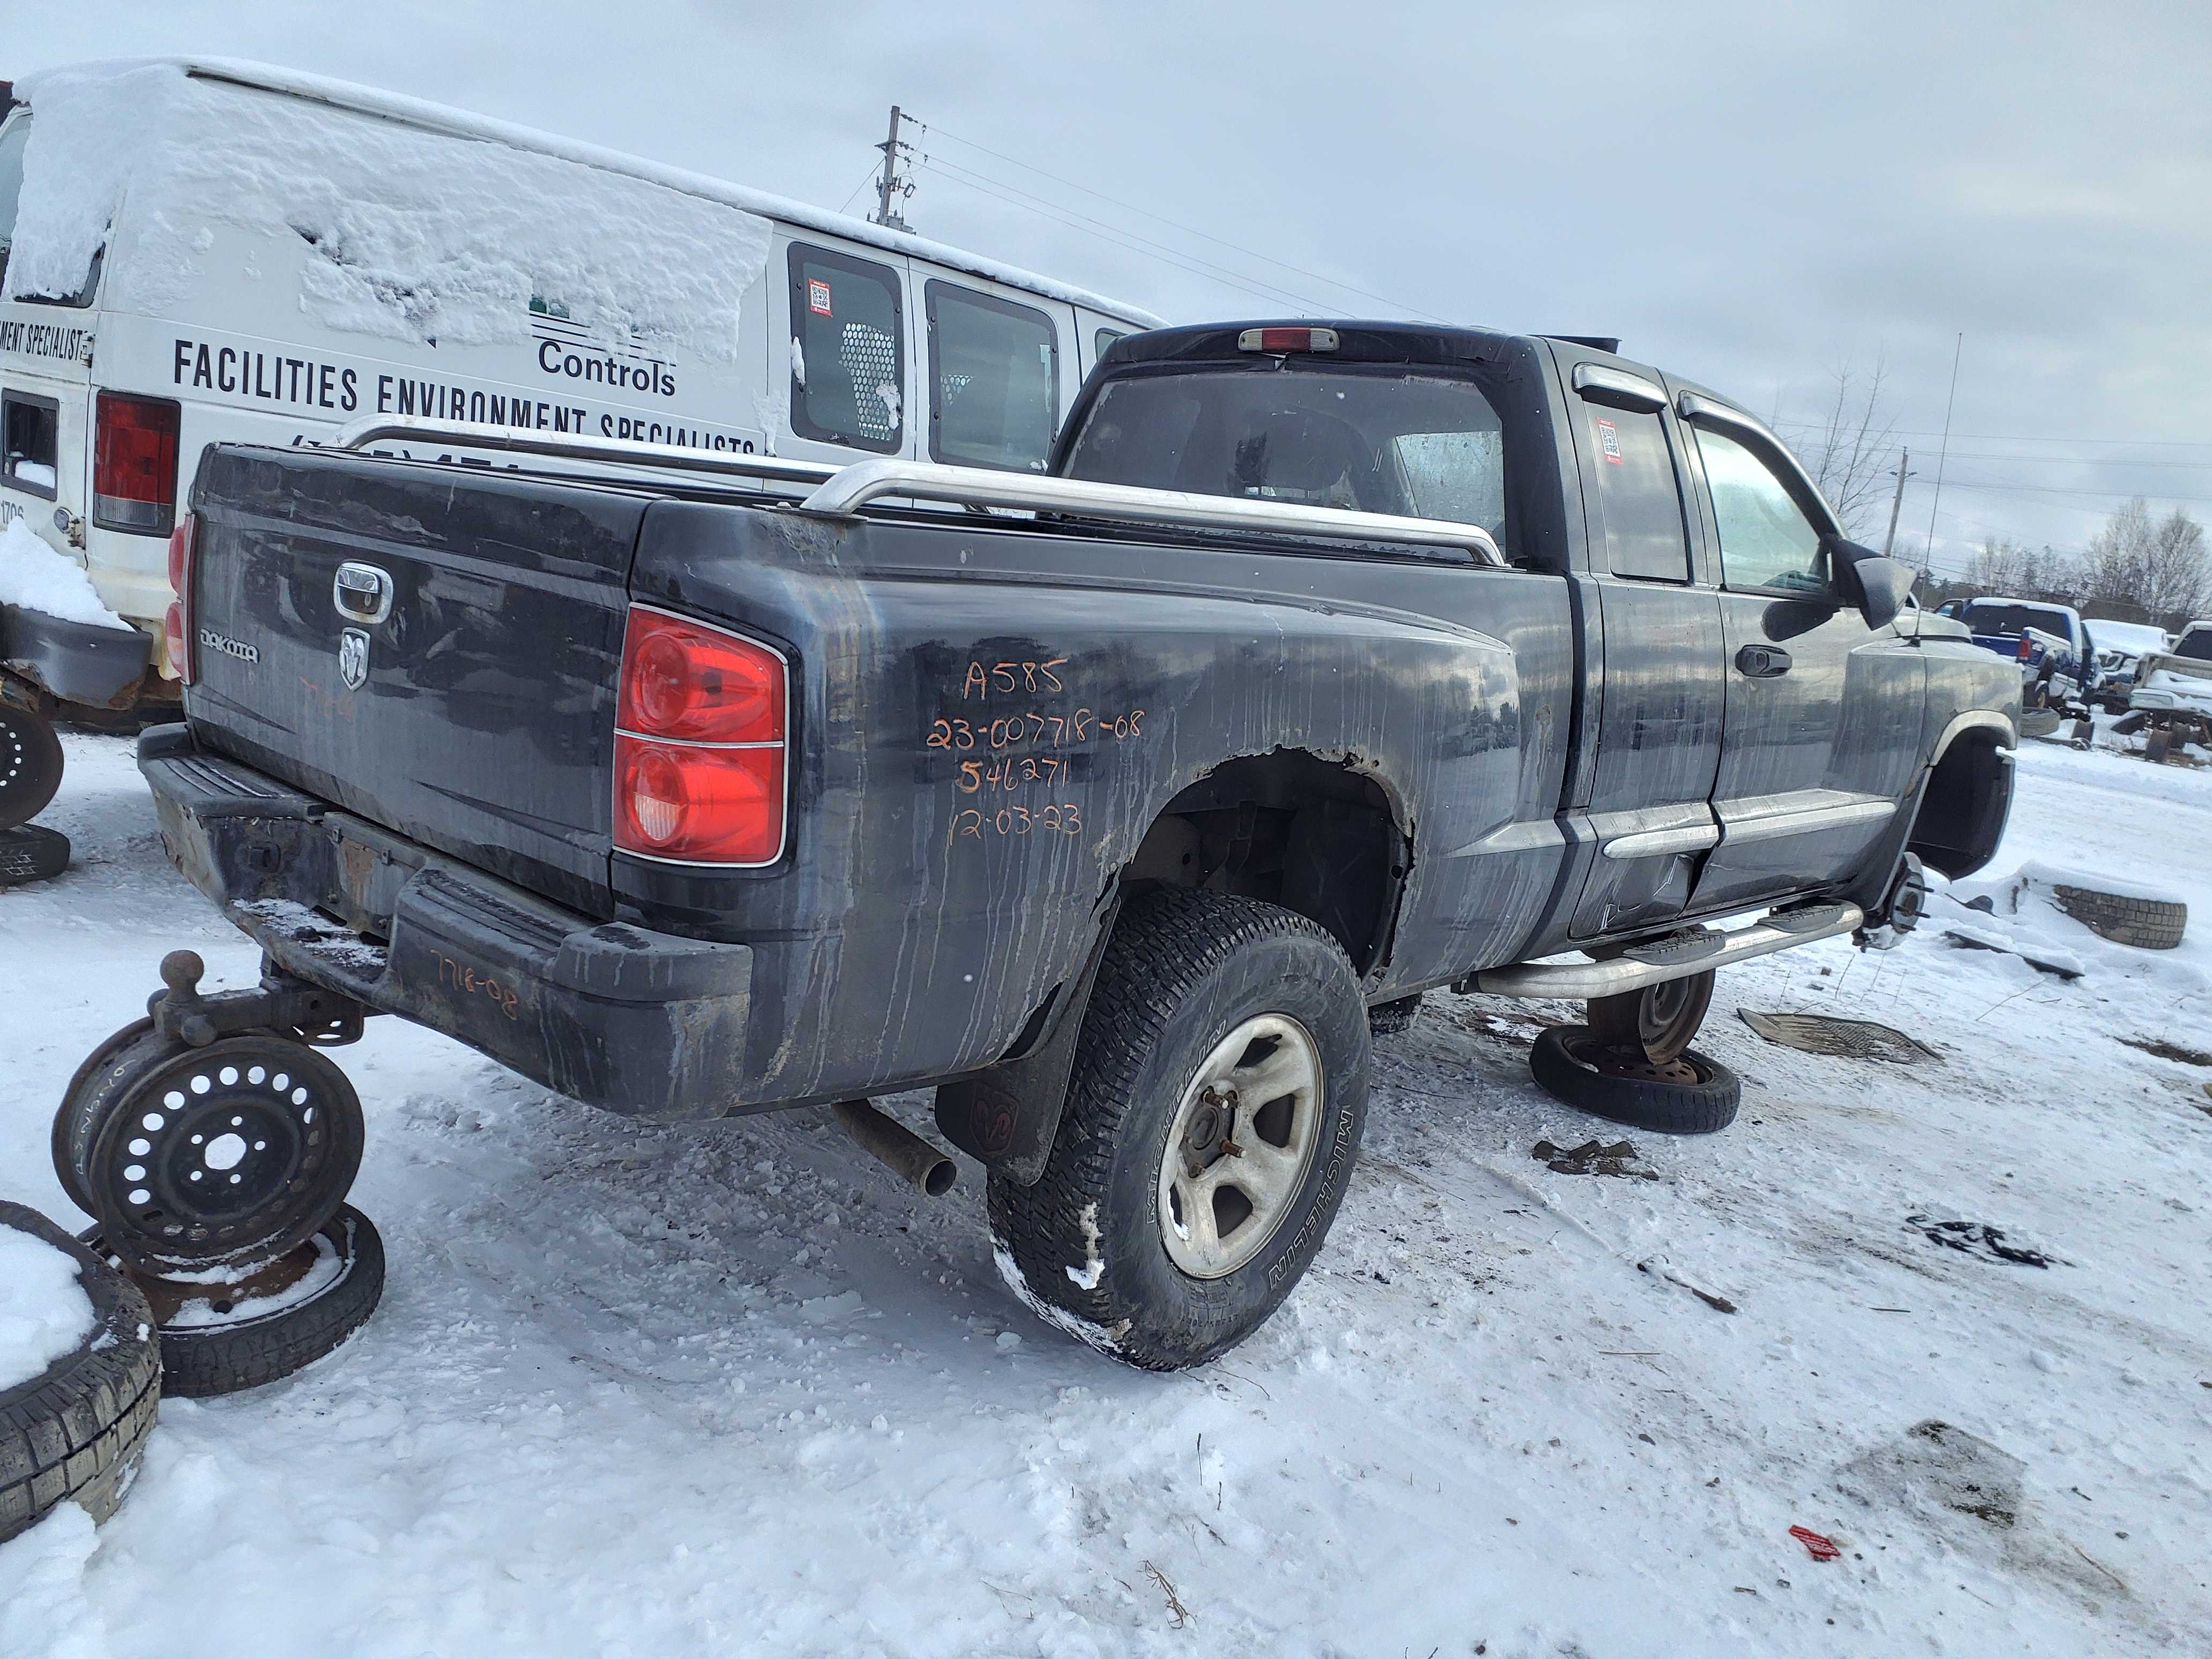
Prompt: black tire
<box><xmin>0</xmin><ymin>706</ymin><xmax>64</xmax><ymax>832</ymax></box>
<box><xmin>1367</xmin><ymin>992</ymin><xmax>1424</xmax><ymax>1037</ymax></box>
<box><xmin>1529</xmin><ymin>1023</ymin><xmax>1741</xmax><ymax>1135</ymax></box>
<box><xmin>82</xmin><ymin>1207</ymin><xmax>385</xmax><ymax>1399</ymax></box>
<box><xmin>989</xmin><ymin>890</ymin><xmax>1370</xmax><ymax>1371</ymax></box>
<box><xmin>1</xmin><ymin>1201</ymin><xmax>160</xmax><ymax>1543</ymax></box>
<box><xmin>2049</xmin><ymin>884</ymin><xmax>2187</xmax><ymax>951</ymax></box>
<box><xmin>51</xmin><ymin>1018</ymin><xmax>163</xmax><ymax>1218</ymax></box>
<box><xmin>0</xmin><ymin>823</ymin><xmax>71</xmax><ymax>886</ymax></box>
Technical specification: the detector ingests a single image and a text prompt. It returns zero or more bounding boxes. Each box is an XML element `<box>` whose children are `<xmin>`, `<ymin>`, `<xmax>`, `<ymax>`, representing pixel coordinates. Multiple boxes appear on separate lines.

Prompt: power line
<box><xmin>915</xmin><ymin>155</ymin><xmax>1337</xmax><ymax>314</ymax></box>
<box><xmin>925</xmin><ymin>123</ymin><xmax>1446</xmax><ymax>322</ymax></box>
<box><xmin>1773</xmin><ymin>418</ymin><xmax>2212</xmax><ymax>450</ymax></box>
<box><xmin>835</xmin><ymin>161</ymin><xmax>884</xmax><ymax>218</ymax></box>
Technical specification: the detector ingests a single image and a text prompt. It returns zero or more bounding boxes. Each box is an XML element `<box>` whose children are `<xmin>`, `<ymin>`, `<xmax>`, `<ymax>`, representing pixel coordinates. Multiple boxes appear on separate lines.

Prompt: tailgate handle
<box><xmin>333</xmin><ymin>563</ymin><xmax>394</xmax><ymax>625</ymax></box>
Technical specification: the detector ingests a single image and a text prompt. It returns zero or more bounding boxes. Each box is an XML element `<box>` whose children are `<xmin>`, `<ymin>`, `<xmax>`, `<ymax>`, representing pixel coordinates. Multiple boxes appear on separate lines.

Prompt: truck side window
<box><xmin>926</xmin><ymin>282</ymin><xmax>1058</xmax><ymax>472</ymax></box>
<box><xmin>787</xmin><ymin>245</ymin><xmax>905</xmax><ymax>453</ymax></box>
<box><xmin>1095</xmin><ymin>327</ymin><xmax>1126</xmax><ymax>360</ymax></box>
<box><xmin>1692</xmin><ymin>425</ymin><xmax>1825</xmax><ymax>593</ymax></box>
<box><xmin>1583</xmin><ymin>406</ymin><xmax>1691</xmax><ymax>582</ymax></box>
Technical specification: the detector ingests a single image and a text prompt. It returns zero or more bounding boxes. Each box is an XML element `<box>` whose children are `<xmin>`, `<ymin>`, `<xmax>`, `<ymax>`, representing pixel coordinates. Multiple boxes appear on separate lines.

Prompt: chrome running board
<box><xmin>1462</xmin><ymin>901</ymin><xmax>1863</xmax><ymax>1001</ymax></box>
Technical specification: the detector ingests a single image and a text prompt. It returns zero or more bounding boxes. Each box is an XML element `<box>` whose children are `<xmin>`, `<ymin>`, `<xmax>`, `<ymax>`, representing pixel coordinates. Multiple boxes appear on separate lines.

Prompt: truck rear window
<box><xmin>1061</xmin><ymin>365</ymin><xmax>1507</xmax><ymax>544</ymax></box>
<box><xmin>1962</xmin><ymin>602</ymin><xmax>2070</xmax><ymax>640</ymax></box>
<box><xmin>2176</xmin><ymin>629</ymin><xmax>2212</xmax><ymax>662</ymax></box>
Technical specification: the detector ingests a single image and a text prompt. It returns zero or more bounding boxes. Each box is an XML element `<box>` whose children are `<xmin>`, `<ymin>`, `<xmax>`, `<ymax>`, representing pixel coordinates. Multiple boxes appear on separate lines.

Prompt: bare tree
<box><xmin>1801</xmin><ymin>358</ymin><xmax>1900</xmax><ymax>539</ymax></box>
<box><xmin>1964</xmin><ymin>538</ymin><xmax>2086</xmax><ymax>601</ymax></box>
<box><xmin>2084</xmin><ymin>497</ymin><xmax>2208</xmax><ymax>622</ymax></box>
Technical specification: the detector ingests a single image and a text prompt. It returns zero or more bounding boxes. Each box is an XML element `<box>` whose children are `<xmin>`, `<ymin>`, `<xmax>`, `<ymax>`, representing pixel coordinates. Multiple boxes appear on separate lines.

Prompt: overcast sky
<box><xmin>11</xmin><ymin>0</ymin><xmax>2210</xmax><ymax>574</ymax></box>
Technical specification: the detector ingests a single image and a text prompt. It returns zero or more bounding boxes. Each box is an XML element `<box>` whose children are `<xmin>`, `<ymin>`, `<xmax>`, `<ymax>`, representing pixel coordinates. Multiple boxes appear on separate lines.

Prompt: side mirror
<box><xmin>1823</xmin><ymin>533</ymin><xmax>1916</xmax><ymax>630</ymax></box>
<box><xmin>1850</xmin><ymin>556</ymin><xmax>1918</xmax><ymax>631</ymax></box>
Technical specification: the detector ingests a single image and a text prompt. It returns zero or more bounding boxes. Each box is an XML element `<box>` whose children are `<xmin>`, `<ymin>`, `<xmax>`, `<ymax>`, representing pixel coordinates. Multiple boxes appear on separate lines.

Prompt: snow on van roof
<box><xmin>10</xmin><ymin>57</ymin><xmax>1162</xmax><ymax>328</ymax></box>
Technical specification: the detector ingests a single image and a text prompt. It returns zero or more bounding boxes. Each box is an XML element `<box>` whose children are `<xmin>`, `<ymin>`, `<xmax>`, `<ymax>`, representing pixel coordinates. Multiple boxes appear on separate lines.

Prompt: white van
<box><xmin>0</xmin><ymin>57</ymin><xmax>1159</xmax><ymax>751</ymax></box>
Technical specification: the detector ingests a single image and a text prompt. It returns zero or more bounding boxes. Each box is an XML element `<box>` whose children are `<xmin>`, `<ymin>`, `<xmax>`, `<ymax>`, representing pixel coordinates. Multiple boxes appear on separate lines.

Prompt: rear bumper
<box><xmin>139</xmin><ymin>725</ymin><xmax>753</xmax><ymax>1119</ymax></box>
<box><xmin>2129</xmin><ymin>685</ymin><xmax>2212</xmax><ymax>719</ymax></box>
<box><xmin>1</xmin><ymin>602</ymin><xmax>152</xmax><ymax>708</ymax></box>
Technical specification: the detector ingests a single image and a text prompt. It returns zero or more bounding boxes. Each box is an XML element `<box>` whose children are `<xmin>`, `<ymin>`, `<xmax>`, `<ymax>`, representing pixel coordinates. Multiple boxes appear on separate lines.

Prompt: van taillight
<box><xmin>164</xmin><ymin>513</ymin><xmax>197</xmax><ymax>684</ymax></box>
<box><xmin>93</xmin><ymin>392</ymin><xmax>182</xmax><ymax>535</ymax></box>
<box><xmin>614</xmin><ymin>606</ymin><xmax>788</xmax><ymax>866</ymax></box>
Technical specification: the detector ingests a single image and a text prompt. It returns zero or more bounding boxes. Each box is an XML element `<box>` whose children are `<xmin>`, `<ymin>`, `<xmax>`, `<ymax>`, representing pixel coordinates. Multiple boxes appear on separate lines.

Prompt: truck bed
<box><xmin>173</xmin><ymin>443</ymin><xmax>1576</xmax><ymax>1116</ymax></box>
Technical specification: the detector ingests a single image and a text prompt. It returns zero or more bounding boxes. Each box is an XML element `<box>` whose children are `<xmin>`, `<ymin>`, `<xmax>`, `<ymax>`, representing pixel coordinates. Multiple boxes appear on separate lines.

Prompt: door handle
<box><xmin>1736</xmin><ymin>644</ymin><xmax>1792</xmax><ymax>678</ymax></box>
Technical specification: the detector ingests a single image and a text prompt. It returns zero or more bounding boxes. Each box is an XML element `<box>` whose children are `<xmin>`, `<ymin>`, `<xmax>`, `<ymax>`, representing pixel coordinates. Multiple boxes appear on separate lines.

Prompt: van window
<box><xmin>0</xmin><ymin>115</ymin><xmax>99</xmax><ymax>308</ymax></box>
<box><xmin>787</xmin><ymin>244</ymin><xmax>904</xmax><ymax>453</ymax></box>
<box><xmin>926</xmin><ymin>282</ymin><xmax>1057</xmax><ymax>472</ymax></box>
<box><xmin>0</xmin><ymin>116</ymin><xmax>29</xmax><ymax>296</ymax></box>
<box><xmin>3</xmin><ymin>390</ymin><xmax>60</xmax><ymax>499</ymax></box>
<box><xmin>1580</xmin><ymin>406</ymin><xmax>1691</xmax><ymax>582</ymax></box>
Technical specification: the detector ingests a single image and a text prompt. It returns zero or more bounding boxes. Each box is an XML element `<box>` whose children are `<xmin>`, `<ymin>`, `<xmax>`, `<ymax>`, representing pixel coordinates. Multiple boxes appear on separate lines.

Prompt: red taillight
<box><xmin>2016</xmin><ymin>634</ymin><xmax>2034</xmax><ymax>661</ymax></box>
<box><xmin>614</xmin><ymin>606</ymin><xmax>788</xmax><ymax>866</ymax></box>
<box><xmin>93</xmin><ymin>392</ymin><xmax>182</xmax><ymax>536</ymax></box>
<box><xmin>621</xmin><ymin>611</ymin><xmax>783</xmax><ymax>743</ymax></box>
<box><xmin>1237</xmin><ymin>326</ymin><xmax>1340</xmax><ymax>354</ymax></box>
<box><xmin>164</xmin><ymin>512</ymin><xmax>197</xmax><ymax>684</ymax></box>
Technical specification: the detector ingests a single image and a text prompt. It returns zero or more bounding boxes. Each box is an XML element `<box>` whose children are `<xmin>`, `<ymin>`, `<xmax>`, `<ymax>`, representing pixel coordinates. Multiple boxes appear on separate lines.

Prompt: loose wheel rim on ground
<box><xmin>0</xmin><ymin>707</ymin><xmax>64</xmax><ymax>831</ymax></box>
<box><xmin>1156</xmin><ymin>1012</ymin><xmax>1324</xmax><ymax>1279</ymax></box>
<box><xmin>86</xmin><ymin>1034</ymin><xmax>364</xmax><ymax>1274</ymax></box>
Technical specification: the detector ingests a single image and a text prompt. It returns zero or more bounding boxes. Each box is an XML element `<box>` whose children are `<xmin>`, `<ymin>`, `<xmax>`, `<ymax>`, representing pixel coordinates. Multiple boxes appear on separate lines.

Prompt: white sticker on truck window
<box><xmin>1596</xmin><ymin>417</ymin><xmax>1623</xmax><ymax>465</ymax></box>
<box><xmin>808</xmin><ymin>280</ymin><xmax>833</xmax><ymax>318</ymax></box>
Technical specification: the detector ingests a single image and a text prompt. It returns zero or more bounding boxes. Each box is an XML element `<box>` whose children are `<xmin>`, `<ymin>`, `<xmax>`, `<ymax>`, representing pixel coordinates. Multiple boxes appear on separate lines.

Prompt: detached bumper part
<box><xmin>1</xmin><ymin>602</ymin><xmax>152</xmax><ymax>708</ymax></box>
<box><xmin>138</xmin><ymin>726</ymin><xmax>752</xmax><ymax>1118</ymax></box>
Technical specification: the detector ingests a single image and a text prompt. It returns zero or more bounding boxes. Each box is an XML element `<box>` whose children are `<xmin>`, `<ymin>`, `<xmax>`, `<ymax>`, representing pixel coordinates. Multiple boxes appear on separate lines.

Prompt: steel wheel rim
<box><xmin>1156</xmin><ymin>1013</ymin><xmax>1323</xmax><ymax>1280</ymax></box>
<box><xmin>88</xmin><ymin>1037</ymin><xmax>361</xmax><ymax>1271</ymax></box>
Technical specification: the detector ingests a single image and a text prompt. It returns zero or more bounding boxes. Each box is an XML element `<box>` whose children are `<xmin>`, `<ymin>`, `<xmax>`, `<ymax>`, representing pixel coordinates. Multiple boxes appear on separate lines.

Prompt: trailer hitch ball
<box><xmin>155</xmin><ymin>950</ymin><xmax>219</xmax><ymax>1046</ymax></box>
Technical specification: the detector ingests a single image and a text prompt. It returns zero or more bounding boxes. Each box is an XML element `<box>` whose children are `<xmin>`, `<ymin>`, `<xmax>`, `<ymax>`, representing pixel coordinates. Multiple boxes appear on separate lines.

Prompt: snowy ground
<box><xmin>3</xmin><ymin>728</ymin><xmax>2209</xmax><ymax>1658</ymax></box>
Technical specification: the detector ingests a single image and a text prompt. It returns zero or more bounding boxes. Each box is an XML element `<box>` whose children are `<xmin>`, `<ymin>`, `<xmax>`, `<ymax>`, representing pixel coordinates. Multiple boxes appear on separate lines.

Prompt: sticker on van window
<box><xmin>808</xmin><ymin>279</ymin><xmax>833</xmax><ymax>318</ymax></box>
<box><xmin>1595</xmin><ymin>417</ymin><xmax>1624</xmax><ymax>465</ymax></box>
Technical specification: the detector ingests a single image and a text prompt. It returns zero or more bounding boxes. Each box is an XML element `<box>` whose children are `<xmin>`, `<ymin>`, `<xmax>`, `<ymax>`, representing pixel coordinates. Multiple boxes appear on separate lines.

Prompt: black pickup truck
<box><xmin>107</xmin><ymin>321</ymin><xmax>2017</xmax><ymax>1369</ymax></box>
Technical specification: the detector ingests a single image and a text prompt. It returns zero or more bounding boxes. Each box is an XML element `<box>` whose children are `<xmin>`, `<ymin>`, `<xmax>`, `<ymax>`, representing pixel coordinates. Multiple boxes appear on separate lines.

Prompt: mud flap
<box><xmin>935</xmin><ymin>895</ymin><xmax>1121</xmax><ymax>1186</ymax></box>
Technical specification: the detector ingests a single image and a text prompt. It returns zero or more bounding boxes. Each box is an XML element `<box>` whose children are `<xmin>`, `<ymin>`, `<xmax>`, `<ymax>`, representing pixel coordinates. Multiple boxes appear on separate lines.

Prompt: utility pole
<box><xmin>870</xmin><ymin>106</ymin><xmax>916</xmax><ymax>233</ymax></box>
<box><xmin>1882</xmin><ymin>447</ymin><xmax>1913</xmax><ymax>557</ymax></box>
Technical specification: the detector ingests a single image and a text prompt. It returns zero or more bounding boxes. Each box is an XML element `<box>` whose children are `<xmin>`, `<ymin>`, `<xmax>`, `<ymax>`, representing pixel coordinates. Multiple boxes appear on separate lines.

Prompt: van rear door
<box><xmin>185</xmin><ymin>446</ymin><xmax>648</xmax><ymax>917</ymax></box>
<box><xmin>0</xmin><ymin>109</ymin><xmax>96</xmax><ymax>551</ymax></box>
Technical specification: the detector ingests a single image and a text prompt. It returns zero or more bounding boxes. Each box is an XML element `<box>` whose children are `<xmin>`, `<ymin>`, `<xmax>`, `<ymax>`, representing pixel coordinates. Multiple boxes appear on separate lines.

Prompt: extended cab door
<box><xmin>1557</xmin><ymin>351</ymin><xmax>1727</xmax><ymax>938</ymax></box>
<box><xmin>1671</xmin><ymin>391</ymin><xmax>1924</xmax><ymax>914</ymax></box>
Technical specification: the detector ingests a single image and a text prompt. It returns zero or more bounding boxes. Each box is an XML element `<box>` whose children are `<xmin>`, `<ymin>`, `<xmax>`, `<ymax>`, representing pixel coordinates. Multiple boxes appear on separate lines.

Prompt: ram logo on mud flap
<box><xmin>338</xmin><ymin>628</ymin><xmax>370</xmax><ymax>690</ymax></box>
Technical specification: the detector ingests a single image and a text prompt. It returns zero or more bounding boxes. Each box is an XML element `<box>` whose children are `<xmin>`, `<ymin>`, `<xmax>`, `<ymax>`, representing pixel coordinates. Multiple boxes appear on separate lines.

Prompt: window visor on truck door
<box><xmin>0</xmin><ymin>113</ymin><xmax>101</xmax><ymax>308</ymax></box>
<box><xmin>1677</xmin><ymin>398</ymin><xmax>1837</xmax><ymax>596</ymax></box>
<box><xmin>787</xmin><ymin>243</ymin><xmax>905</xmax><ymax>453</ymax></box>
<box><xmin>1060</xmin><ymin>363</ymin><xmax>1509</xmax><ymax>552</ymax></box>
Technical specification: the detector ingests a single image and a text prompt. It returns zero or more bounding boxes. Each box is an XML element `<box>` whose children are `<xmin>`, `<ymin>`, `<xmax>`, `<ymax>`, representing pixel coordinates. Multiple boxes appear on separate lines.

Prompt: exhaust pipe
<box><xmin>832</xmin><ymin>1099</ymin><xmax>956</xmax><ymax>1197</ymax></box>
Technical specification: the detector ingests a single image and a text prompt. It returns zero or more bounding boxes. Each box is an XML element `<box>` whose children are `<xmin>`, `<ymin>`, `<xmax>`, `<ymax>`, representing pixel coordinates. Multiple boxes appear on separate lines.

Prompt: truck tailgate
<box><xmin>184</xmin><ymin>447</ymin><xmax>648</xmax><ymax>917</ymax></box>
